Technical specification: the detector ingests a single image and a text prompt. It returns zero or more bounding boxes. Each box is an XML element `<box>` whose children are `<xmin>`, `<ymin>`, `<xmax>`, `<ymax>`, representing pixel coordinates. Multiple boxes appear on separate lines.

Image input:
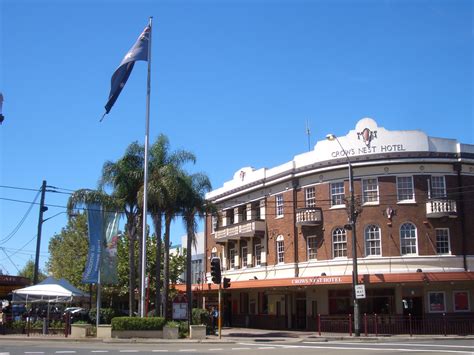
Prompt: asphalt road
<box><xmin>0</xmin><ymin>339</ymin><xmax>473</xmax><ymax>355</ymax></box>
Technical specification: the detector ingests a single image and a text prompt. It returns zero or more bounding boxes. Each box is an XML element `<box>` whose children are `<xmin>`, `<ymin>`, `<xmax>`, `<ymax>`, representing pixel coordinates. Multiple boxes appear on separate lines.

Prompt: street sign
<box><xmin>355</xmin><ymin>284</ymin><xmax>366</xmax><ymax>299</ymax></box>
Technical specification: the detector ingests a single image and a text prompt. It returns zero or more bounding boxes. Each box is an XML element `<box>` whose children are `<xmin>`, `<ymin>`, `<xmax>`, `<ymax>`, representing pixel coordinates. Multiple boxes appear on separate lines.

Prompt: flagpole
<box><xmin>140</xmin><ymin>16</ymin><xmax>153</xmax><ymax>318</ymax></box>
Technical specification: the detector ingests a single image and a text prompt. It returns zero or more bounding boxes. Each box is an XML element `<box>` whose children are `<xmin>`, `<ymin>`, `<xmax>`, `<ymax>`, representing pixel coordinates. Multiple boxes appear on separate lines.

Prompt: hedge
<box><xmin>111</xmin><ymin>317</ymin><xmax>166</xmax><ymax>331</ymax></box>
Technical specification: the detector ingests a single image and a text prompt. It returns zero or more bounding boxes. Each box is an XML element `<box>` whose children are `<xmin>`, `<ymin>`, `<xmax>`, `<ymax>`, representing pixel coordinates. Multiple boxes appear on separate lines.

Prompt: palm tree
<box><xmin>99</xmin><ymin>142</ymin><xmax>145</xmax><ymax>315</ymax></box>
<box><xmin>180</xmin><ymin>172</ymin><xmax>212</xmax><ymax>326</ymax></box>
<box><xmin>146</xmin><ymin>134</ymin><xmax>196</xmax><ymax>317</ymax></box>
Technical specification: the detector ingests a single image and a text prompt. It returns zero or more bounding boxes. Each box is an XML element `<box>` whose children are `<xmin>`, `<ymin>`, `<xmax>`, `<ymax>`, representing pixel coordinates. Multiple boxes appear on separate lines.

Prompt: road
<box><xmin>0</xmin><ymin>339</ymin><xmax>473</xmax><ymax>355</ymax></box>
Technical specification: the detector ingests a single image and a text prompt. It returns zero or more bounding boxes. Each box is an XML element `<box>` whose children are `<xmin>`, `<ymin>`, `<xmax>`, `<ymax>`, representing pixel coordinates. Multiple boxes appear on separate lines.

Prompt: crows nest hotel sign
<box><xmin>313</xmin><ymin>117</ymin><xmax>432</xmax><ymax>162</ymax></box>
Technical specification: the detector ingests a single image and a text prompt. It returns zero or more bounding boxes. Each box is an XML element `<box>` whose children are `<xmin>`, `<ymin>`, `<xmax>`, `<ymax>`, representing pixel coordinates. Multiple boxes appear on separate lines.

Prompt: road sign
<box><xmin>355</xmin><ymin>284</ymin><xmax>366</xmax><ymax>299</ymax></box>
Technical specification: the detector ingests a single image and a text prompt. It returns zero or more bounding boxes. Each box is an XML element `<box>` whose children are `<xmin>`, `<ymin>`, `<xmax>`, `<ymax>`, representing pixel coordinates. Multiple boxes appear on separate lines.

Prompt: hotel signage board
<box><xmin>291</xmin><ymin>276</ymin><xmax>343</xmax><ymax>285</ymax></box>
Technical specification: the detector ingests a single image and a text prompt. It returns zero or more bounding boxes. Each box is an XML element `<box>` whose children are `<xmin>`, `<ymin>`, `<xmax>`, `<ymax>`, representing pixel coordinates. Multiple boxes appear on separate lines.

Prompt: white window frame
<box><xmin>362</xmin><ymin>178</ymin><xmax>379</xmax><ymax>204</ymax></box>
<box><xmin>330</xmin><ymin>182</ymin><xmax>345</xmax><ymax>207</ymax></box>
<box><xmin>364</xmin><ymin>224</ymin><xmax>381</xmax><ymax>256</ymax></box>
<box><xmin>229</xmin><ymin>247</ymin><xmax>236</xmax><ymax>269</ymax></box>
<box><xmin>276</xmin><ymin>235</ymin><xmax>285</xmax><ymax>264</ymax></box>
<box><xmin>241</xmin><ymin>246</ymin><xmax>248</xmax><ymax>268</ymax></box>
<box><xmin>400</xmin><ymin>222</ymin><xmax>418</xmax><ymax>255</ymax></box>
<box><xmin>254</xmin><ymin>243</ymin><xmax>262</xmax><ymax>267</ymax></box>
<box><xmin>332</xmin><ymin>228</ymin><xmax>347</xmax><ymax>258</ymax></box>
<box><xmin>210</xmin><ymin>247</ymin><xmax>217</xmax><ymax>260</ymax></box>
<box><xmin>307</xmin><ymin>236</ymin><xmax>318</xmax><ymax>260</ymax></box>
<box><xmin>430</xmin><ymin>176</ymin><xmax>446</xmax><ymax>199</ymax></box>
<box><xmin>435</xmin><ymin>228</ymin><xmax>451</xmax><ymax>255</ymax></box>
<box><xmin>397</xmin><ymin>176</ymin><xmax>415</xmax><ymax>203</ymax></box>
<box><xmin>275</xmin><ymin>194</ymin><xmax>284</xmax><ymax>218</ymax></box>
<box><xmin>305</xmin><ymin>186</ymin><xmax>316</xmax><ymax>208</ymax></box>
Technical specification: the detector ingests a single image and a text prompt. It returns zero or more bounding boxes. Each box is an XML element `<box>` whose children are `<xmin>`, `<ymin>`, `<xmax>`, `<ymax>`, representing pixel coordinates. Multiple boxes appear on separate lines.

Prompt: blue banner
<box><xmin>83</xmin><ymin>203</ymin><xmax>103</xmax><ymax>284</ymax></box>
<box><xmin>100</xmin><ymin>212</ymin><xmax>120</xmax><ymax>285</ymax></box>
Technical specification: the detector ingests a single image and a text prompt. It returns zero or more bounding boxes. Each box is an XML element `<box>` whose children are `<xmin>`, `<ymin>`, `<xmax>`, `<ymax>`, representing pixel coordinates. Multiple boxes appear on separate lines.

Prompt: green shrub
<box><xmin>191</xmin><ymin>308</ymin><xmax>209</xmax><ymax>325</ymax></box>
<box><xmin>178</xmin><ymin>321</ymin><xmax>188</xmax><ymax>338</ymax></box>
<box><xmin>165</xmin><ymin>320</ymin><xmax>179</xmax><ymax>328</ymax></box>
<box><xmin>89</xmin><ymin>308</ymin><xmax>117</xmax><ymax>324</ymax></box>
<box><xmin>72</xmin><ymin>320</ymin><xmax>89</xmax><ymax>325</ymax></box>
<box><xmin>10</xmin><ymin>320</ymin><xmax>26</xmax><ymax>330</ymax></box>
<box><xmin>30</xmin><ymin>320</ymin><xmax>43</xmax><ymax>329</ymax></box>
<box><xmin>50</xmin><ymin>320</ymin><xmax>64</xmax><ymax>329</ymax></box>
<box><xmin>111</xmin><ymin>317</ymin><xmax>166</xmax><ymax>331</ymax></box>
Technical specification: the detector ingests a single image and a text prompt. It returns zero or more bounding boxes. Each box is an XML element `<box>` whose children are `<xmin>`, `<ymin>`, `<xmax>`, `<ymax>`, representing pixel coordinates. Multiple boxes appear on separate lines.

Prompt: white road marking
<box><xmin>24</xmin><ymin>353</ymin><xmax>44</xmax><ymax>354</ymax></box>
<box><xmin>257</xmin><ymin>347</ymin><xmax>275</xmax><ymax>350</ymax></box>
<box><xmin>179</xmin><ymin>350</ymin><xmax>196</xmax><ymax>352</ymax></box>
<box><xmin>152</xmin><ymin>351</ymin><xmax>169</xmax><ymax>353</ymax></box>
<box><xmin>56</xmin><ymin>352</ymin><xmax>76</xmax><ymax>354</ymax></box>
<box><xmin>91</xmin><ymin>352</ymin><xmax>109</xmax><ymax>353</ymax></box>
<box><xmin>332</xmin><ymin>342</ymin><xmax>474</xmax><ymax>349</ymax></box>
<box><xmin>119</xmin><ymin>351</ymin><xmax>139</xmax><ymax>353</ymax></box>
<box><xmin>0</xmin><ymin>352</ymin><xmax>9</xmax><ymax>355</ymax></box>
<box><xmin>231</xmin><ymin>348</ymin><xmax>251</xmax><ymax>351</ymax></box>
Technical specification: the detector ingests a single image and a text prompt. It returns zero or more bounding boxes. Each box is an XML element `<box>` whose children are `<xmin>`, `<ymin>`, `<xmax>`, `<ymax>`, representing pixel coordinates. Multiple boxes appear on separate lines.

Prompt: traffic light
<box><xmin>223</xmin><ymin>277</ymin><xmax>231</xmax><ymax>289</ymax></box>
<box><xmin>210</xmin><ymin>258</ymin><xmax>221</xmax><ymax>284</ymax></box>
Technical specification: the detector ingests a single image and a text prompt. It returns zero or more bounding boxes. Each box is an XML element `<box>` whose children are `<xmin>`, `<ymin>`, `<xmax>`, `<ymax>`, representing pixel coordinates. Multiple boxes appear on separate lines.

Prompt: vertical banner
<box><xmin>83</xmin><ymin>203</ymin><xmax>103</xmax><ymax>283</ymax></box>
<box><xmin>101</xmin><ymin>212</ymin><xmax>120</xmax><ymax>285</ymax></box>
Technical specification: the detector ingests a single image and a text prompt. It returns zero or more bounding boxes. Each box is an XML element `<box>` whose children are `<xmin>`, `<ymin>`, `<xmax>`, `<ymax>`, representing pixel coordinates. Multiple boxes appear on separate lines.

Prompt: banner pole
<box><xmin>140</xmin><ymin>16</ymin><xmax>153</xmax><ymax>318</ymax></box>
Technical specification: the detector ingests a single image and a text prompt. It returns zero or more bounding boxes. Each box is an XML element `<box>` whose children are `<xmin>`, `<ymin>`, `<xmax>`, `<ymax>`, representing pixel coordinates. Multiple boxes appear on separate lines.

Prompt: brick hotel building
<box><xmin>199</xmin><ymin>118</ymin><xmax>474</xmax><ymax>330</ymax></box>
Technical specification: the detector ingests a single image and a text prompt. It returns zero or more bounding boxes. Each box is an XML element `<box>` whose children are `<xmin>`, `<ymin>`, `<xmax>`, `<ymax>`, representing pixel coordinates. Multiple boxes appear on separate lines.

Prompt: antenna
<box><xmin>306</xmin><ymin>119</ymin><xmax>311</xmax><ymax>151</ymax></box>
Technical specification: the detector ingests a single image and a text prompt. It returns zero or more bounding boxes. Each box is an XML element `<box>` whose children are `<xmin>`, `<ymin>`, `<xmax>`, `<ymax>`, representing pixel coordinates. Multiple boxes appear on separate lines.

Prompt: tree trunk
<box><xmin>151</xmin><ymin>212</ymin><xmax>162</xmax><ymax>316</ymax></box>
<box><xmin>185</xmin><ymin>213</ymin><xmax>194</xmax><ymax>327</ymax></box>
<box><xmin>163</xmin><ymin>213</ymin><xmax>172</xmax><ymax>320</ymax></box>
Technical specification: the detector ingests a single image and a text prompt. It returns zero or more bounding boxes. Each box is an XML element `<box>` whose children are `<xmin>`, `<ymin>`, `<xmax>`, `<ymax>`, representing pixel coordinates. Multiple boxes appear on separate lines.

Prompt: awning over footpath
<box><xmin>12</xmin><ymin>276</ymin><xmax>89</xmax><ymax>303</ymax></box>
<box><xmin>174</xmin><ymin>271</ymin><xmax>474</xmax><ymax>292</ymax></box>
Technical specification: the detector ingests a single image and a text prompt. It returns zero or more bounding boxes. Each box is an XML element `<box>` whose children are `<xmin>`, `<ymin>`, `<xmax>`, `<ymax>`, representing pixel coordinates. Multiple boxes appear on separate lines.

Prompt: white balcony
<box><xmin>426</xmin><ymin>199</ymin><xmax>457</xmax><ymax>218</ymax></box>
<box><xmin>215</xmin><ymin>220</ymin><xmax>266</xmax><ymax>241</ymax></box>
<box><xmin>296</xmin><ymin>207</ymin><xmax>323</xmax><ymax>227</ymax></box>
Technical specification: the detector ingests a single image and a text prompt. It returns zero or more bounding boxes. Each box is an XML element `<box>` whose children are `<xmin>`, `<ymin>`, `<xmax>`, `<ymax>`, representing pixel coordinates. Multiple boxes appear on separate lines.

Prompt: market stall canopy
<box><xmin>11</xmin><ymin>276</ymin><xmax>89</xmax><ymax>303</ymax></box>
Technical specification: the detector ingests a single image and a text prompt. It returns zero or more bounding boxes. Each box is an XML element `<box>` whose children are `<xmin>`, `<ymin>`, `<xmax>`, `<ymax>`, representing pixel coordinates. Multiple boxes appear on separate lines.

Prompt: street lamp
<box><xmin>326</xmin><ymin>133</ymin><xmax>361</xmax><ymax>337</ymax></box>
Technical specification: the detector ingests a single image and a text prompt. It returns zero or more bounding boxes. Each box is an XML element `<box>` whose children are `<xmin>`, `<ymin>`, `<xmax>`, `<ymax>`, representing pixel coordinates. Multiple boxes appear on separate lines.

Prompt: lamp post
<box><xmin>326</xmin><ymin>133</ymin><xmax>360</xmax><ymax>337</ymax></box>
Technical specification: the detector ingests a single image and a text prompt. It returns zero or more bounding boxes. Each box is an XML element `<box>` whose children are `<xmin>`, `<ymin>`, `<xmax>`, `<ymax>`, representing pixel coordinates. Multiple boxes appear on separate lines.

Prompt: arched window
<box><xmin>276</xmin><ymin>235</ymin><xmax>285</xmax><ymax>263</ymax></box>
<box><xmin>332</xmin><ymin>228</ymin><xmax>347</xmax><ymax>258</ymax></box>
<box><xmin>400</xmin><ymin>222</ymin><xmax>417</xmax><ymax>255</ymax></box>
<box><xmin>365</xmin><ymin>225</ymin><xmax>381</xmax><ymax>256</ymax></box>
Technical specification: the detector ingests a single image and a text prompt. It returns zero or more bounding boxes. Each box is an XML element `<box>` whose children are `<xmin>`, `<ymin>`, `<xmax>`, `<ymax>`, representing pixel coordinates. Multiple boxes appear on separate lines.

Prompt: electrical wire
<box><xmin>0</xmin><ymin>189</ymin><xmax>41</xmax><ymax>244</ymax></box>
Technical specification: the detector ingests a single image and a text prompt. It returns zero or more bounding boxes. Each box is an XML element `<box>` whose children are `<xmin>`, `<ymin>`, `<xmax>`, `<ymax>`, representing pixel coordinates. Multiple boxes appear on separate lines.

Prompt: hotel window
<box><xmin>362</xmin><ymin>178</ymin><xmax>379</xmax><ymax>204</ymax></box>
<box><xmin>307</xmin><ymin>236</ymin><xmax>318</xmax><ymax>260</ymax></box>
<box><xmin>229</xmin><ymin>248</ymin><xmax>236</xmax><ymax>269</ymax></box>
<box><xmin>400</xmin><ymin>222</ymin><xmax>417</xmax><ymax>255</ymax></box>
<box><xmin>436</xmin><ymin>228</ymin><xmax>450</xmax><ymax>254</ymax></box>
<box><xmin>305</xmin><ymin>187</ymin><xmax>316</xmax><ymax>207</ymax></box>
<box><xmin>241</xmin><ymin>246</ymin><xmax>248</xmax><ymax>267</ymax></box>
<box><xmin>276</xmin><ymin>235</ymin><xmax>285</xmax><ymax>264</ymax></box>
<box><xmin>254</xmin><ymin>243</ymin><xmax>262</xmax><ymax>267</ymax></box>
<box><xmin>332</xmin><ymin>228</ymin><xmax>347</xmax><ymax>258</ymax></box>
<box><xmin>365</xmin><ymin>225</ymin><xmax>381</xmax><ymax>256</ymax></box>
<box><xmin>331</xmin><ymin>182</ymin><xmax>345</xmax><ymax>206</ymax></box>
<box><xmin>276</xmin><ymin>194</ymin><xmax>284</xmax><ymax>217</ymax></box>
<box><xmin>430</xmin><ymin>176</ymin><xmax>446</xmax><ymax>199</ymax></box>
<box><xmin>211</xmin><ymin>215</ymin><xmax>218</xmax><ymax>232</ymax></box>
<box><xmin>397</xmin><ymin>176</ymin><xmax>415</xmax><ymax>202</ymax></box>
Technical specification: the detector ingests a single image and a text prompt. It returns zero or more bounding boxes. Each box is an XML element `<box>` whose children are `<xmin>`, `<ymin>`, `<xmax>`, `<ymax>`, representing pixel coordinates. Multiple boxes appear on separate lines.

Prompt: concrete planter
<box><xmin>189</xmin><ymin>325</ymin><xmax>206</xmax><ymax>340</ymax></box>
<box><xmin>163</xmin><ymin>325</ymin><xmax>179</xmax><ymax>339</ymax></box>
<box><xmin>111</xmin><ymin>330</ymin><xmax>163</xmax><ymax>339</ymax></box>
<box><xmin>71</xmin><ymin>324</ymin><xmax>92</xmax><ymax>338</ymax></box>
<box><xmin>96</xmin><ymin>325</ymin><xmax>112</xmax><ymax>338</ymax></box>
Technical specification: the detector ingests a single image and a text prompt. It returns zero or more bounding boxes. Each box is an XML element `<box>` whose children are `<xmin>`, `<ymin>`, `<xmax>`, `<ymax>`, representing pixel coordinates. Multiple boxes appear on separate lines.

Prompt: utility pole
<box><xmin>34</xmin><ymin>180</ymin><xmax>47</xmax><ymax>284</ymax></box>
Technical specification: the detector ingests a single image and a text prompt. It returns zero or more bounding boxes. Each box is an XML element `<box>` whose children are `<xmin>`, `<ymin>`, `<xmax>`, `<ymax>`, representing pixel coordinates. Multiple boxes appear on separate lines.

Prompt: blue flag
<box><xmin>83</xmin><ymin>203</ymin><xmax>103</xmax><ymax>284</ymax></box>
<box><xmin>103</xmin><ymin>25</ymin><xmax>150</xmax><ymax>117</ymax></box>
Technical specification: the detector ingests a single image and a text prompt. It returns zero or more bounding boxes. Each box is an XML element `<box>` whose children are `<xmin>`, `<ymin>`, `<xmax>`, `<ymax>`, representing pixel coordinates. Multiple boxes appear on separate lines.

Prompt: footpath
<box><xmin>0</xmin><ymin>327</ymin><xmax>473</xmax><ymax>343</ymax></box>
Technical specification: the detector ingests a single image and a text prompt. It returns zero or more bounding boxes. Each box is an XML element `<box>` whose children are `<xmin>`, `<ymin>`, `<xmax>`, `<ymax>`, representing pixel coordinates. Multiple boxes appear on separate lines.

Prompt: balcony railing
<box><xmin>426</xmin><ymin>199</ymin><xmax>457</xmax><ymax>218</ymax></box>
<box><xmin>296</xmin><ymin>207</ymin><xmax>323</xmax><ymax>226</ymax></box>
<box><xmin>215</xmin><ymin>219</ymin><xmax>266</xmax><ymax>241</ymax></box>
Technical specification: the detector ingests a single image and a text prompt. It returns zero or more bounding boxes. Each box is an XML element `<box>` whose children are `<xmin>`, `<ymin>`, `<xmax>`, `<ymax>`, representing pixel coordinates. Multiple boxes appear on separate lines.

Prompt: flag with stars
<box><xmin>103</xmin><ymin>25</ymin><xmax>151</xmax><ymax>117</ymax></box>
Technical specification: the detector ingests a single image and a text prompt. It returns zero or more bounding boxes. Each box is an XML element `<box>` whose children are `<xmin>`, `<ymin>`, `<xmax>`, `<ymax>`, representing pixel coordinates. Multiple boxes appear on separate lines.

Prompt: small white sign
<box><xmin>355</xmin><ymin>284</ymin><xmax>366</xmax><ymax>299</ymax></box>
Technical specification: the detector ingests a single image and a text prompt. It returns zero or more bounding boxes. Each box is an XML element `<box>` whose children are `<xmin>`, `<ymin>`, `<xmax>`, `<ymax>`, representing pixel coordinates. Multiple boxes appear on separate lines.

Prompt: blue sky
<box><xmin>0</xmin><ymin>0</ymin><xmax>472</xmax><ymax>276</ymax></box>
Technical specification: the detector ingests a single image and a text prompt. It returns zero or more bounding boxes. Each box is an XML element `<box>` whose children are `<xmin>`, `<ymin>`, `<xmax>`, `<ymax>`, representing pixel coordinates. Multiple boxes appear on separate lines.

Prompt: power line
<box><xmin>0</xmin><ymin>189</ymin><xmax>41</xmax><ymax>244</ymax></box>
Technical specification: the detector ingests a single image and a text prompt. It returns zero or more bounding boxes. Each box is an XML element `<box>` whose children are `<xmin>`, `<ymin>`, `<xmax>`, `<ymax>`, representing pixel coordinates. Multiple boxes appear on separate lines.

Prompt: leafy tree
<box><xmin>179</xmin><ymin>172</ymin><xmax>212</xmax><ymax>325</ymax></box>
<box><xmin>19</xmin><ymin>259</ymin><xmax>46</xmax><ymax>284</ymax></box>
<box><xmin>46</xmin><ymin>213</ymin><xmax>89</xmax><ymax>291</ymax></box>
<box><xmin>146</xmin><ymin>134</ymin><xmax>195</xmax><ymax>317</ymax></box>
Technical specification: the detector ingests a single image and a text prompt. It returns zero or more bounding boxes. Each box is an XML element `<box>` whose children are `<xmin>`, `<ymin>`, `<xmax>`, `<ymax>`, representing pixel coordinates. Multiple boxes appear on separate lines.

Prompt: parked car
<box><xmin>63</xmin><ymin>307</ymin><xmax>88</xmax><ymax>323</ymax></box>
